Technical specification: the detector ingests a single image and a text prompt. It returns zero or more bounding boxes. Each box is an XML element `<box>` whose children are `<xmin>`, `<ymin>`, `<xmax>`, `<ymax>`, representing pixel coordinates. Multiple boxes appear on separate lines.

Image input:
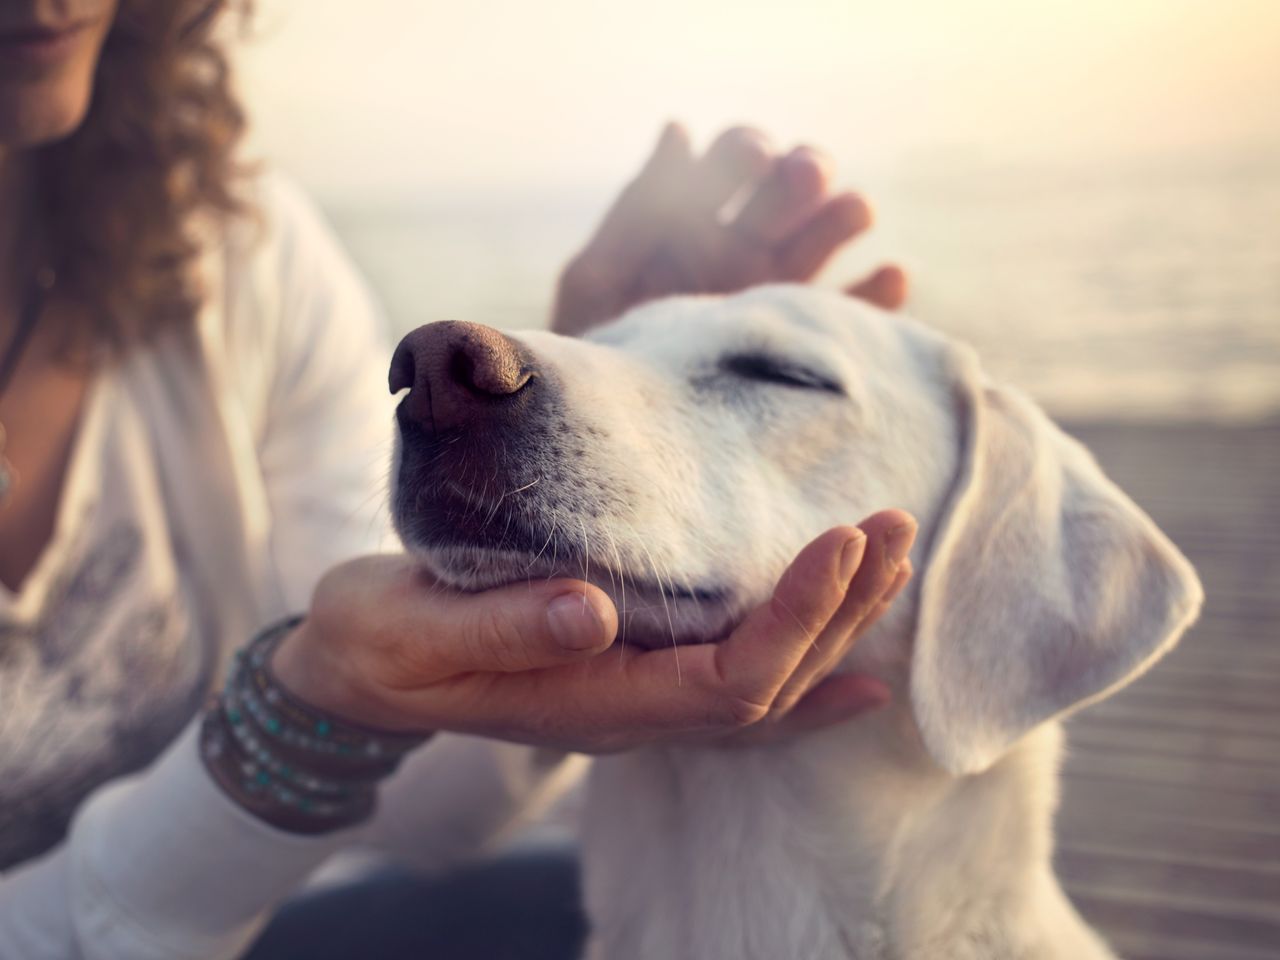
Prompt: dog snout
<box><xmin>390</xmin><ymin>320</ymin><xmax>535</xmax><ymax>432</ymax></box>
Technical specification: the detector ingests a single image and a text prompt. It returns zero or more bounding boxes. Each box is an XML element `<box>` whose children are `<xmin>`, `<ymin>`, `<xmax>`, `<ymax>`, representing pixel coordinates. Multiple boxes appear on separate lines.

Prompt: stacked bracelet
<box><xmin>200</xmin><ymin>615</ymin><xmax>428</xmax><ymax>834</ymax></box>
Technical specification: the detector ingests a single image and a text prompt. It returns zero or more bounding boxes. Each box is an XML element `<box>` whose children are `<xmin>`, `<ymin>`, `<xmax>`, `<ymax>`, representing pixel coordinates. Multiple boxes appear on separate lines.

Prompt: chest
<box><xmin>0</xmin><ymin>371</ymin><xmax>212</xmax><ymax>869</ymax></box>
<box><xmin>575</xmin><ymin>724</ymin><xmax>1086</xmax><ymax>960</ymax></box>
<box><xmin>579</xmin><ymin>745</ymin><xmax>896</xmax><ymax>960</ymax></box>
<box><xmin>0</xmin><ymin>347</ymin><xmax>90</xmax><ymax>592</ymax></box>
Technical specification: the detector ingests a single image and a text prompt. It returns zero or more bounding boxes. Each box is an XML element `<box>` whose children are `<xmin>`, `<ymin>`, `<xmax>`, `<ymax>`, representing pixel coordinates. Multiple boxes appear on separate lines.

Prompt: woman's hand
<box><xmin>551</xmin><ymin>123</ymin><xmax>908</xmax><ymax>337</ymax></box>
<box><xmin>271</xmin><ymin>511</ymin><xmax>916</xmax><ymax>754</ymax></box>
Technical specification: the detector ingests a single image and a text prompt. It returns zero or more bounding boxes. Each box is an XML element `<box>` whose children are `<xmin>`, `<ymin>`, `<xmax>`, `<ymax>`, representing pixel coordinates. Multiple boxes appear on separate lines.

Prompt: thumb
<box><xmin>425</xmin><ymin>578</ymin><xmax>619</xmax><ymax>674</ymax></box>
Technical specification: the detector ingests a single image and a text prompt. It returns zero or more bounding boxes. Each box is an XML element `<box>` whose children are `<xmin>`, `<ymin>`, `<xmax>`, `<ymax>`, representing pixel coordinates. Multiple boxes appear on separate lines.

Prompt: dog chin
<box><xmin>409</xmin><ymin>543</ymin><xmax>566</xmax><ymax>592</ymax></box>
<box><xmin>407</xmin><ymin>543</ymin><xmax>739</xmax><ymax>650</ymax></box>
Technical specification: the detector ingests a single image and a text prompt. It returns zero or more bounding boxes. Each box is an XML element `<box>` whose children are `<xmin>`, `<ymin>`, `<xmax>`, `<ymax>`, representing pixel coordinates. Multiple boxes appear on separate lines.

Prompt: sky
<box><xmin>235</xmin><ymin>0</ymin><xmax>1280</xmax><ymax>202</ymax></box>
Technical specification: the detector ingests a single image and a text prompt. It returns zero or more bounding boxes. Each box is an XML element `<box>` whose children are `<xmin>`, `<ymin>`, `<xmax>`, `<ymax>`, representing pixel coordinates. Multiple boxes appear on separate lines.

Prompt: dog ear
<box><xmin>909</xmin><ymin>348</ymin><xmax>1203</xmax><ymax>776</ymax></box>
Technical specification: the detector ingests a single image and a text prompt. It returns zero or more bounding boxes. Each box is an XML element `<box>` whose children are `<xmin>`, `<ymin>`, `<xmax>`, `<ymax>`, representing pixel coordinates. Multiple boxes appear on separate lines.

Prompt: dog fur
<box><xmin>392</xmin><ymin>285</ymin><xmax>1203</xmax><ymax>960</ymax></box>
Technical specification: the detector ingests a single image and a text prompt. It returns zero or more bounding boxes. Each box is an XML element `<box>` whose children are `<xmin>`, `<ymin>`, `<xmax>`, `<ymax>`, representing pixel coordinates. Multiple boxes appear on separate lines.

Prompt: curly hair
<box><xmin>39</xmin><ymin>0</ymin><xmax>250</xmax><ymax>359</ymax></box>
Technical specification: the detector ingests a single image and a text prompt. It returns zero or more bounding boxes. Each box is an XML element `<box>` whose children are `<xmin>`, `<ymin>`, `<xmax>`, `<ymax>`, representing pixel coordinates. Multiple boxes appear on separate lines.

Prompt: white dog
<box><xmin>389</xmin><ymin>285</ymin><xmax>1203</xmax><ymax>960</ymax></box>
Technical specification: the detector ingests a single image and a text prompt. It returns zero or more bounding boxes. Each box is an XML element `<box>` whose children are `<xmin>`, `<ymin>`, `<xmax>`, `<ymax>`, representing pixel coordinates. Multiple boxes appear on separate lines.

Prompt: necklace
<box><xmin>0</xmin><ymin>266</ymin><xmax>56</xmax><ymax>508</ymax></box>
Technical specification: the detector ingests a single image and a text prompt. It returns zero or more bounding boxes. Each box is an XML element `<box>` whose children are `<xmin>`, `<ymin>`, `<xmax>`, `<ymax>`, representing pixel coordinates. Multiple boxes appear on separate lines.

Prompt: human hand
<box><xmin>271</xmin><ymin>511</ymin><xmax>916</xmax><ymax>754</ymax></box>
<box><xmin>551</xmin><ymin>123</ymin><xmax>908</xmax><ymax>337</ymax></box>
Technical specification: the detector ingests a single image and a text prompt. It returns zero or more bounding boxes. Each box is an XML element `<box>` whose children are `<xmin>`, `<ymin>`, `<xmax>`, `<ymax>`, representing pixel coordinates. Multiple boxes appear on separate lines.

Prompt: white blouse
<box><xmin>0</xmin><ymin>174</ymin><xmax>577</xmax><ymax>959</ymax></box>
<box><xmin>0</xmin><ymin>362</ymin><xmax>206</xmax><ymax>871</ymax></box>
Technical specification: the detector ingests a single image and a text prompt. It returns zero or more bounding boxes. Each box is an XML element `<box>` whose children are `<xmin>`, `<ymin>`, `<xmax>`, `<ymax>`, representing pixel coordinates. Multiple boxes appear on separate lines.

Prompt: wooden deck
<box><xmin>1056</xmin><ymin>419</ymin><xmax>1280</xmax><ymax>960</ymax></box>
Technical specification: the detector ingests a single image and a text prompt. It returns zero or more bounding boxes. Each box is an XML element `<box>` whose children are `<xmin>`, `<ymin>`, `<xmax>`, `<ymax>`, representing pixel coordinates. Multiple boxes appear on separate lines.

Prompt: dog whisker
<box><xmin>601</xmin><ymin>521</ymin><xmax>629</xmax><ymax>661</ymax></box>
<box><xmin>508</xmin><ymin>476</ymin><xmax>541</xmax><ymax>496</ymax></box>
<box><xmin>578</xmin><ymin>517</ymin><xmax>592</xmax><ymax>612</ymax></box>
<box><xmin>636</xmin><ymin>536</ymin><xmax>681</xmax><ymax>685</ymax></box>
<box><xmin>770</xmin><ymin>593</ymin><xmax>821</xmax><ymax>653</ymax></box>
<box><xmin>527</xmin><ymin>521</ymin><xmax>558</xmax><ymax>570</ymax></box>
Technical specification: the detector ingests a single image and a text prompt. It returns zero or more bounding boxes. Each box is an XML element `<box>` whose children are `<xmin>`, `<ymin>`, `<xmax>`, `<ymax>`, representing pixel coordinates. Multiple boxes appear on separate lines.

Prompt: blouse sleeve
<box><xmin>0</xmin><ymin>725</ymin><xmax>355</xmax><ymax>960</ymax></box>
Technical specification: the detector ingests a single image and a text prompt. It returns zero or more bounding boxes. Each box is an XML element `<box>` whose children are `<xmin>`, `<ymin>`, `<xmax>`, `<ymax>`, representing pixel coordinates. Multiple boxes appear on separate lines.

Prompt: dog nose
<box><xmin>390</xmin><ymin>321</ymin><xmax>534</xmax><ymax>432</ymax></box>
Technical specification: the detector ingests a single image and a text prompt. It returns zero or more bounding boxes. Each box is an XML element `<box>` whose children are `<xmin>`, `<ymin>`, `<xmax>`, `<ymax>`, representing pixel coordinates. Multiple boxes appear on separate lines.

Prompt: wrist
<box><xmin>270</xmin><ymin>619</ymin><xmax>360</xmax><ymax>723</ymax></box>
<box><xmin>200</xmin><ymin>616</ymin><xmax>429</xmax><ymax>835</ymax></box>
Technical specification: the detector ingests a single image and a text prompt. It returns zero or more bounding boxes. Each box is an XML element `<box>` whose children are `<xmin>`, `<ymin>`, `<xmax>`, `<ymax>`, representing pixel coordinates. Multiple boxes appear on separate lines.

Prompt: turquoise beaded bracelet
<box><xmin>200</xmin><ymin>615</ymin><xmax>428</xmax><ymax>833</ymax></box>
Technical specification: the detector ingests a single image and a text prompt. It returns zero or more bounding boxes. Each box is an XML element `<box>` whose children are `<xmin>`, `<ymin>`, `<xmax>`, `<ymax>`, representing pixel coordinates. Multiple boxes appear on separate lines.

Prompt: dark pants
<box><xmin>245</xmin><ymin>850</ymin><xmax>588</xmax><ymax>960</ymax></box>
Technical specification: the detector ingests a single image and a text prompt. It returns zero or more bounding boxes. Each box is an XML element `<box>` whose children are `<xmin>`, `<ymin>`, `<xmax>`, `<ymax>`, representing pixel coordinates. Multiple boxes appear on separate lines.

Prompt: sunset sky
<box><xmin>237</xmin><ymin>0</ymin><xmax>1280</xmax><ymax>199</ymax></box>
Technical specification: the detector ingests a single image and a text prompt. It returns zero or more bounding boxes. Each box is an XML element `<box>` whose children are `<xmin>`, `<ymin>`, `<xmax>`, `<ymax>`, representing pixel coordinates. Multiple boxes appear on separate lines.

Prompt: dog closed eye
<box><xmin>720</xmin><ymin>353</ymin><xmax>844</xmax><ymax>394</ymax></box>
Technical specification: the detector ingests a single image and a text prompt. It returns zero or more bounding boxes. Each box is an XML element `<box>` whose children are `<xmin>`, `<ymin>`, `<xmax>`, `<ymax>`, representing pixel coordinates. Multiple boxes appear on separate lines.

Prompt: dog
<box><xmin>388</xmin><ymin>285</ymin><xmax>1203</xmax><ymax>960</ymax></box>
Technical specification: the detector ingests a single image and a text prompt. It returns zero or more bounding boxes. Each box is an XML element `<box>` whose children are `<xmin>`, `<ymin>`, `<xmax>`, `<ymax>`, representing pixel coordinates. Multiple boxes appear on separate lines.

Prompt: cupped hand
<box><xmin>272</xmin><ymin>511</ymin><xmax>917</xmax><ymax>754</ymax></box>
<box><xmin>551</xmin><ymin>123</ymin><xmax>909</xmax><ymax>337</ymax></box>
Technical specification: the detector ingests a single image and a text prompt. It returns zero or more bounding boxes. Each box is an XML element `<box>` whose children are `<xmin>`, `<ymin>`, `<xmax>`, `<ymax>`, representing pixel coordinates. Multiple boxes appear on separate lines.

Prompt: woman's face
<box><xmin>0</xmin><ymin>0</ymin><xmax>118</xmax><ymax>148</ymax></box>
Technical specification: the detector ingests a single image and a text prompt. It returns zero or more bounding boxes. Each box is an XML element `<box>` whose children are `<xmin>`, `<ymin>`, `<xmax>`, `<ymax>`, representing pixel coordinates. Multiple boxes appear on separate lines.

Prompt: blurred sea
<box><xmin>323</xmin><ymin>150</ymin><xmax>1280</xmax><ymax>423</ymax></box>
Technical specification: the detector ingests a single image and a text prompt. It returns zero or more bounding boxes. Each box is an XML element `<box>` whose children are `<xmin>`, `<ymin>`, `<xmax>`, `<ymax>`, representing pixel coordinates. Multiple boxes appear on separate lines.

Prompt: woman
<box><xmin>0</xmin><ymin>1</ymin><xmax>914</xmax><ymax>957</ymax></box>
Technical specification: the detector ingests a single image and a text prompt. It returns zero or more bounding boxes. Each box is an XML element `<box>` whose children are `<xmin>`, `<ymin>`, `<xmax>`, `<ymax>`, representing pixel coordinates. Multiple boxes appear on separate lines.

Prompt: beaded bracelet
<box><xmin>200</xmin><ymin>615</ymin><xmax>429</xmax><ymax>834</ymax></box>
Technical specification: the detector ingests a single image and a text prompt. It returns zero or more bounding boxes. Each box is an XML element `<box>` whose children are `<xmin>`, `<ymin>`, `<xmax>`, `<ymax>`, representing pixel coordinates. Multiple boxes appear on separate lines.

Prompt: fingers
<box><xmin>633</xmin><ymin>127</ymin><xmax>777</xmax><ymax>300</ymax></box>
<box><xmin>551</xmin><ymin>122</ymin><xmax>699</xmax><ymax>335</ymax></box>
<box><xmin>705</xmin><ymin>525</ymin><xmax>867</xmax><ymax>722</ymax></box>
<box><xmin>423</xmin><ymin>513</ymin><xmax>917</xmax><ymax>751</ymax></box>
<box><xmin>846</xmin><ymin>264</ymin><xmax>909</xmax><ymax>310</ymax></box>
<box><xmin>507</xmin><ymin>526</ymin><xmax>869</xmax><ymax>743</ymax></box>
<box><xmin>769</xmin><ymin>512</ymin><xmax>916</xmax><ymax>712</ymax></box>
<box><xmin>691</xmin><ymin>126</ymin><xmax>774</xmax><ymax>216</ymax></box>
<box><xmin>727</xmin><ymin>672</ymin><xmax>891</xmax><ymax>746</ymax></box>
<box><xmin>731</xmin><ymin>146</ymin><xmax>833</xmax><ymax>244</ymax></box>
<box><xmin>805</xmin><ymin>511</ymin><xmax>916</xmax><ymax>653</ymax></box>
<box><xmin>774</xmin><ymin>192</ymin><xmax>873</xmax><ymax>281</ymax></box>
<box><xmin>856</xmin><ymin>558</ymin><xmax>913</xmax><ymax>636</ymax></box>
<box><xmin>553</xmin><ymin>122</ymin><xmax>901</xmax><ymax>337</ymax></box>
<box><xmin>778</xmin><ymin>672</ymin><xmax>893</xmax><ymax>732</ymax></box>
<box><xmin>584</xmin><ymin>518</ymin><xmax>910</xmax><ymax>739</ymax></box>
<box><xmin>410</xmin><ymin>577</ymin><xmax>619</xmax><ymax>676</ymax></box>
<box><xmin>573</xmin><ymin>121</ymin><xmax>694</xmax><ymax>281</ymax></box>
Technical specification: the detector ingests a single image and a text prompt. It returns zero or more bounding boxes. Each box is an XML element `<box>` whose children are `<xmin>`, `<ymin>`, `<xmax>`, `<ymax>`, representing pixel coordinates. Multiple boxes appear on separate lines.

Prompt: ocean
<box><xmin>324</xmin><ymin>151</ymin><xmax>1280</xmax><ymax>423</ymax></box>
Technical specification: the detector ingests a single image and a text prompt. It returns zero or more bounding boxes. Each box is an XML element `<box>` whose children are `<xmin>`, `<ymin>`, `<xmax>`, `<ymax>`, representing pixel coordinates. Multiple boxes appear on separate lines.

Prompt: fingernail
<box><xmin>881</xmin><ymin>561</ymin><xmax>913</xmax><ymax>603</ymax></box>
<box><xmin>547</xmin><ymin>593</ymin><xmax>608</xmax><ymax>651</ymax></box>
<box><xmin>834</xmin><ymin>192</ymin><xmax>873</xmax><ymax>232</ymax></box>
<box><xmin>782</xmin><ymin>146</ymin><xmax>831</xmax><ymax>194</ymax></box>
<box><xmin>839</xmin><ymin>530</ymin><xmax>868</xmax><ymax>584</ymax></box>
<box><xmin>884</xmin><ymin>522</ymin><xmax>917</xmax><ymax>568</ymax></box>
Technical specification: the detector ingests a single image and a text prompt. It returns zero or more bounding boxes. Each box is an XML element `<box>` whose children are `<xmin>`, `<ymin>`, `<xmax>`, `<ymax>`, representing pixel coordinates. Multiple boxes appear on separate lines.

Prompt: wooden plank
<box><xmin>1064</xmin><ymin>750</ymin><xmax>1280</xmax><ymax>795</ymax></box>
<box><xmin>1055</xmin><ymin>810</ymin><xmax>1280</xmax><ymax>863</ymax></box>
<box><xmin>1056</xmin><ymin>846</ymin><xmax>1280</xmax><ymax>905</ymax></box>
<box><xmin>1066</xmin><ymin>724</ymin><xmax>1280</xmax><ymax>768</ymax></box>
<box><xmin>1110</xmin><ymin>936</ymin><xmax>1280</xmax><ymax>960</ymax></box>
<box><xmin>1059</xmin><ymin>775</ymin><xmax>1280</xmax><ymax>827</ymax></box>
<box><xmin>1051</xmin><ymin>420</ymin><xmax>1280</xmax><ymax>957</ymax></box>
<box><xmin>1067</xmin><ymin>888</ymin><xmax>1280</xmax><ymax>948</ymax></box>
<box><xmin>1074</xmin><ymin>702</ymin><xmax>1280</xmax><ymax>740</ymax></box>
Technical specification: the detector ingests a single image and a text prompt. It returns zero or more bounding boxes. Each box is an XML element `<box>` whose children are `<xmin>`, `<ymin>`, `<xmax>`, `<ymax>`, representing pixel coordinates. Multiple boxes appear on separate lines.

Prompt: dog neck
<box><xmin>580</xmin><ymin>712</ymin><xmax>1115</xmax><ymax>960</ymax></box>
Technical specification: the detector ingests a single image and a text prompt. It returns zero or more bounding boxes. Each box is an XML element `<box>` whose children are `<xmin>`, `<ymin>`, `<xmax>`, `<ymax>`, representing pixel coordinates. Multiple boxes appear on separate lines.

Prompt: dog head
<box><xmin>390</xmin><ymin>285</ymin><xmax>1202</xmax><ymax>774</ymax></box>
